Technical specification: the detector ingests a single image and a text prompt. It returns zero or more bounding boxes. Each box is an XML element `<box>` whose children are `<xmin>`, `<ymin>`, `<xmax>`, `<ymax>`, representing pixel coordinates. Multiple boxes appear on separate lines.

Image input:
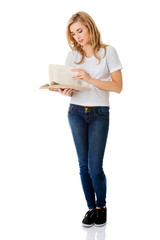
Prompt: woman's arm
<box><xmin>72</xmin><ymin>68</ymin><xmax>123</xmax><ymax>93</ymax></box>
<box><xmin>88</xmin><ymin>70</ymin><xmax>123</xmax><ymax>93</ymax></box>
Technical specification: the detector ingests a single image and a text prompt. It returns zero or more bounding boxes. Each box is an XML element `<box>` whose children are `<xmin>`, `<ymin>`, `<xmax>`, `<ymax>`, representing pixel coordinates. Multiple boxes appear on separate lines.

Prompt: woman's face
<box><xmin>70</xmin><ymin>21</ymin><xmax>90</xmax><ymax>46</ymax></box>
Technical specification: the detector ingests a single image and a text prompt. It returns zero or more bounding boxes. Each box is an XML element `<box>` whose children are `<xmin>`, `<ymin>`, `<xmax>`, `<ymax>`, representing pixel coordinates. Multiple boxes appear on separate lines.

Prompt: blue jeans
<box><xmin>67</xmin><ymin>104</ymin><xmax>110</xmax><ymax>209</ymax></box>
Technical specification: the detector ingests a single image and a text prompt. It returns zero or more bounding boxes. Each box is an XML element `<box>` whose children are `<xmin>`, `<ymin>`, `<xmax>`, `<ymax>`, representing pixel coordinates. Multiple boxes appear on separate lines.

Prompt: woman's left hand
<box><xmin>72</xmin><ymin>69</ymin><xmax>91</xmax><ymax>83</ymax></box>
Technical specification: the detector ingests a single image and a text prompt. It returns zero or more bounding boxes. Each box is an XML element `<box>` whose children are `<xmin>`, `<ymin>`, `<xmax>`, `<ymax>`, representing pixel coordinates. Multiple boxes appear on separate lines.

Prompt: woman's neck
<box><xmin>82</xmin><ymin>44</ymin><xmax>94</xmax><ymax>57</ymax></box>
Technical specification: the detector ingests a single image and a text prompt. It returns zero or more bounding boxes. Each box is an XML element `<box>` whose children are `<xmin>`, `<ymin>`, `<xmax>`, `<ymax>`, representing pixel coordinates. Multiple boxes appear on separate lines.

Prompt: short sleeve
<box><xmin>65</xmin><ymin>51</ymin><xmax>73</xmax><ymax>66</ymax></box>
<box><xmin>106</xmin><ymin>46</ymin><xmax>123</xmax><ymax>73</ymax></box>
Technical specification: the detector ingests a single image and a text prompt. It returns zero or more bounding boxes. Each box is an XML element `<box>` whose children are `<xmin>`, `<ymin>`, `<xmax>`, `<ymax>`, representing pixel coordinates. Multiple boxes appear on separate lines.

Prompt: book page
<box><xmin>39</xmin><ymin>64</ymin><xmax>91</xmax><ymax>91</ymax></box>
<box><xmin>49</xmin><ymin>64</ymin><xmax>84</xmax><ymax>86</ymax></box>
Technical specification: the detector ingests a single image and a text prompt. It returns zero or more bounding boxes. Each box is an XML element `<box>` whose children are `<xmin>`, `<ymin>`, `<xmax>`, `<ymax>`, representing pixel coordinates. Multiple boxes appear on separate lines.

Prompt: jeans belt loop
<box><xmin>73</xmin><ymin>105</ymin><xmax>77</xmax><ymax>112</ymax></box>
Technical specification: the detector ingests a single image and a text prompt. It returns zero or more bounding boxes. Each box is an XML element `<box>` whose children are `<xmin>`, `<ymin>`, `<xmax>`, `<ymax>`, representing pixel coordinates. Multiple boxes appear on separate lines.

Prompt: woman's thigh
<box><xmin>68</xmin><ymin>110</ymin><xmax>89</xmax><ymax>166</ymax></box>
<box><xmin>88</xmin><ymin>108</ymin><xmax>110</xmax><ymax>174</ymax></box>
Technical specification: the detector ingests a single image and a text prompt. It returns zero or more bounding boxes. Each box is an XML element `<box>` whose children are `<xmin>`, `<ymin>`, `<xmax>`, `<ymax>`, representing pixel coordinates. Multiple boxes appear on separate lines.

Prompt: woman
<box><xmin>56</xmin><ymin>11</ymin><xmax>123</xmax><ymax>227</ymax></box>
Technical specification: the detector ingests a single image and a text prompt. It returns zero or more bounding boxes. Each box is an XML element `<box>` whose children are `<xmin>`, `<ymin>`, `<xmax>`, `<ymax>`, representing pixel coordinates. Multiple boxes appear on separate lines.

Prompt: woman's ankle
<box><xmin>96</xmin><ymin>206</ymin><xmax>106</xmax><ymax>209</ymax></box>
<box><xmin>89</xmin><ymin>208</ymin><xmax>94</xmax><ymax>211</ymax></box>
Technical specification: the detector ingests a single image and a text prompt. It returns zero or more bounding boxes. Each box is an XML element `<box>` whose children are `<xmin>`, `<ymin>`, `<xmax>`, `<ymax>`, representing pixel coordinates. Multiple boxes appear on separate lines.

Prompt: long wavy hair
<box><xmin>66</xmin><ymin>11</ymin><xmax>108</xmax><ymax>65</ymax></box>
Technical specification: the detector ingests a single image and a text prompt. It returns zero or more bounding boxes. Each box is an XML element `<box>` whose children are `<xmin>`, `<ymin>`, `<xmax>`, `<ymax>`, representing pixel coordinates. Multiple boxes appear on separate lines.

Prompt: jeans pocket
<box><xmin>68</xmin><ymin>106</ymin><xmax>74</xmax><ymax>114</ymax></box>
<box><xmin>95</xmin><ymin>108</ymin><xmax>109</xmax><ymax>118</ymax></box>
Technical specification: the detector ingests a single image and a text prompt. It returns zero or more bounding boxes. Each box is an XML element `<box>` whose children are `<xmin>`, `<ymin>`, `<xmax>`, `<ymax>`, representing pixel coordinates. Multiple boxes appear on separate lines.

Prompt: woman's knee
<box><xmin>79</xmin><ymin>162</ymin><xmax>88</xmax><ymax>174</ymax></box>
<box><xmin>88</xmin><ymin>167</ymin><xmax>105</xmax><ymax>179</ymax></box>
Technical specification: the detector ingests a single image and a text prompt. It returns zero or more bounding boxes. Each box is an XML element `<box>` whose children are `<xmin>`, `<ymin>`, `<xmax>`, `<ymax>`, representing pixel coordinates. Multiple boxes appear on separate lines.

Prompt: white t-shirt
<box><xmin>65</xmin><ymin>45</ymin><xmax>123</xmax><ymax>106</ymax></box>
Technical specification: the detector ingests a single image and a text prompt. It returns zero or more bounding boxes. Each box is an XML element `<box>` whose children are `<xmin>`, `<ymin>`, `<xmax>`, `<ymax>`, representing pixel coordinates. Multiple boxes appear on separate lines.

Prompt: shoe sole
<box><xmin>82</xmin><ymin>223</ymin><xmax>94</xmax><ymax>227</ymax></box>
<box><xmin>94</xmin><ymin>222</ymin><xmax>106</xmax><ymax>227</ymax></box>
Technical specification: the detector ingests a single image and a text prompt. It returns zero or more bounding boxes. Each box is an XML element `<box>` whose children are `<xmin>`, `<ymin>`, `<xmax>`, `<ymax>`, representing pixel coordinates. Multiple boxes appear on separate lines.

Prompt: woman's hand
<box><xmin>58</xmin><ymin>88</ymin><xmax>75</xmax><ymax>97</ymax></box>
<box><xmin>49</xmin><ymin>88</ymin><xmax>79</xmax><ymax>97</ymax></box>
<box><xmin>72</xmin><ymin>69</ymin><xmax>91</xmax><ymax>83</ymax></box>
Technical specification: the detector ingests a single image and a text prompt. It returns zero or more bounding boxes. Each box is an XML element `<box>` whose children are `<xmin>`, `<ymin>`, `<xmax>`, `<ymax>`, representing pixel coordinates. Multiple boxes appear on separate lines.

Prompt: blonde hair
<box><xmin>66</xmin><ymin>11</ymin><xmax>108</xmax><ymax>65</ymax></box>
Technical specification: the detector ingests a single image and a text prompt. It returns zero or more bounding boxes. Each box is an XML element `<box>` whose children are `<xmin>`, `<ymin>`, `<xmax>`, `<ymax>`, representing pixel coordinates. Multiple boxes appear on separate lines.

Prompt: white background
<box><xmin>0</xmin><ymin>0</ymin><xmax>160</xmax><ymax>239</ymax></box>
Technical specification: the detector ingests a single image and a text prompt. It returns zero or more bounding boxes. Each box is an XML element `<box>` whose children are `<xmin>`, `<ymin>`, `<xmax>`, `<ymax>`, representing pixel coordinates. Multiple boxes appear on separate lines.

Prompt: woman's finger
<box><xmin>66</xmin><ymin>89</ymin><xmax>73</xmax><ymax>93</ymax></box>
<box><xmin>72</xmin><ymin>74</ymin><xmax>81</xmax><ymax>78</ymax></box>
<box><xmin>73</xmin><ymin>75</ymin><xmax>84</xmax><ymax>80</ymax></box>
<box><xmin>58</xmin><ymin>88</ymin><xmax>75</xmax><ymax>96</ymax></box>
<box><xmin>58</xmin><ymin>88</ymin><xmax>62</xmax><ymax>93</ymax></box>
<box><xmin>72</xmin><ymin>68</ymin><xmax>82</xmax><ymax>72</ymax></box>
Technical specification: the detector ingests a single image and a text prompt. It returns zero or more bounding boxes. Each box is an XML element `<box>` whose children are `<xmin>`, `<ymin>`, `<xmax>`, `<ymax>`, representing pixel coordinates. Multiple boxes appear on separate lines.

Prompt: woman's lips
<box><xmin>79</xmin><ymin>39</ymin><xmax>83</xmax><ymax>43</ymax></box>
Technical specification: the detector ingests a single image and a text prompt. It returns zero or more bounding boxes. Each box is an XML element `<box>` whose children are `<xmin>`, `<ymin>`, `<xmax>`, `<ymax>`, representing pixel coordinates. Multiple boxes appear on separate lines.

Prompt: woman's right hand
<box><xmin>49</xmin><ymin>87</ymin><xmax>79</xmax><ymax>97</ymax></box>
<box><xmin>58</xmin><ymin>88</ymin><xmax>79</xmax><ymax>97</ymax></box>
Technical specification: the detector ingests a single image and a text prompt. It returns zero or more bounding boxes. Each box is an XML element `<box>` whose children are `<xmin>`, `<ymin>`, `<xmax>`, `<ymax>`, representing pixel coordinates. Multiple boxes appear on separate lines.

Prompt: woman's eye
<box><xmin>72</xmin><ymin>30</ymin><xmax>82</xmax><ymax>36</ymax></box>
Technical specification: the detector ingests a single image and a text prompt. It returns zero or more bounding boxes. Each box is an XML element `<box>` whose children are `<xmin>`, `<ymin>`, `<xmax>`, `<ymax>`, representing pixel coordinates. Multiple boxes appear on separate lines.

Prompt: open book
<box><xmin>39</xmin><ymin>64</ymin><xmax>91</xmax><ymax>91</ymax></box>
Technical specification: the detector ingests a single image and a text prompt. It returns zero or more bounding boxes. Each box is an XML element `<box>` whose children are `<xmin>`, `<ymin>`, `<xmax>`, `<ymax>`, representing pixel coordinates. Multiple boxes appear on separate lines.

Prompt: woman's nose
<box><xmin>76</xmin><ymin>33</ymin><xmax>80</xmax><ymax>39</ymax></box>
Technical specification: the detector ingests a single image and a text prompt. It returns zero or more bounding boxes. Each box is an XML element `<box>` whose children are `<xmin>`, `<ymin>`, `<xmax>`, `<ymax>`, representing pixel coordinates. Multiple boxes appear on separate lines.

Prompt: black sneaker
<box><xmin>94</xmin><ymin>207</ymin><xmax>107</xmax><ymax>227</ymax></box>
<box><xmin>82</xmin><ymin>208</ymin><xmax>96</xmax><ymax>227</ymax></box>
